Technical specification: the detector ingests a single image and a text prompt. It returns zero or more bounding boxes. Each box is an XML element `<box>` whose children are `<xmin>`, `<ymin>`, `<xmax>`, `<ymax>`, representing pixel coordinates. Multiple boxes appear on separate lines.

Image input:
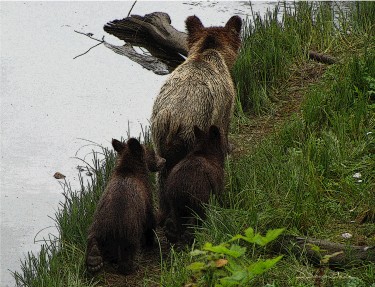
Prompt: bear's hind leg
<box><xmin>142</xmin><ymin>206</ymin><xmax>157</xmax><ymax>250</ymax></box>
<box><xmin>117</xmin><ymin>242</ymin><xmax>138</xmax><ymax>275</ymax></box>
<box><xmin>86</xmin><ymin>237</ymin><xmax>104</xmax><ymax>273</ymax></box>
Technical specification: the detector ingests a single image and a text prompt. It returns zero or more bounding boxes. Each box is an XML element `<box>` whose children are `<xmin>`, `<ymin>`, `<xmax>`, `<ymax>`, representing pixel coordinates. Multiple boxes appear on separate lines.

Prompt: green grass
<box><xmin>12</xmin><ymin>2</ymin><xmax>375</xmax><ymax>286</ymax></box>
<box><xmin>233</xmin><ymin>1</ymin><xmax>375</xmax><ymax>115</ymax></box>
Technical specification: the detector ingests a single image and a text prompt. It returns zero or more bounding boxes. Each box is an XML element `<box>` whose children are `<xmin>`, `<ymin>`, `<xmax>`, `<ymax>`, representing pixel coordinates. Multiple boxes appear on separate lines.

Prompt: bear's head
<box><xmin>192</xmin><ymin>125</ymin><xmax>226</xmax><ymax>162</ymax></box>
<box><xmin>112</xmin><ymin>138</ymin><xmax>165</xmax><ymax>172</ymax></box>
<box><xmin>185</xmin><ymin>15</ymin><xmax>242</xmax><ymax>69</ymax></box>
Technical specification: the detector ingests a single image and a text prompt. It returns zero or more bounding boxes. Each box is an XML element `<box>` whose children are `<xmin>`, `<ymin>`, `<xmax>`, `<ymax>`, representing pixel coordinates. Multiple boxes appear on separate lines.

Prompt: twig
<box><xmin>73</xmin><ymin>42</ymin><xmax>103</xmax><ymax>59</ymax></box>
<box><xmin>73</xmin><ymin>30</ymin><xmax>105</xmax><ymax>59</ymax></box>
<box><xmin>127</xmin><ymin>0</ymin><xmax>137</xmax><ymax>17</ymax></box>
<box><xmin>74</xmin><ymin>30</ymin><xmax>104</xmax><ymax>43</ymax></box>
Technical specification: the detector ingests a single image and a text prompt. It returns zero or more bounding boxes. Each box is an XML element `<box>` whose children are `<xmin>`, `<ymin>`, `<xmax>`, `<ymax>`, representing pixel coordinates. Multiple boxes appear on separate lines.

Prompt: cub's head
<box><xmin>112</xmin><ymin>138</ymin><xmax>165</xmax><ymax>172</ymax></box>
<box><xmin>185</xmin><ymin>15</ymin><xmax>242</xmax><ymax>69</ymax></box>
<box><xmin>193</xmin><ymin>125</ymin><xmax>226</xmax><ymax>162</ymax></box>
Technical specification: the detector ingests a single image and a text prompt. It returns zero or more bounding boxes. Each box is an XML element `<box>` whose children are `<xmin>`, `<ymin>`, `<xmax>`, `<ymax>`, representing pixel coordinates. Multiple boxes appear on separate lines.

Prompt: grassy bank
<box><xmin>13</xmin><ymin>2</ymin><xmax>374</xmax><ymax>286</ymax></box>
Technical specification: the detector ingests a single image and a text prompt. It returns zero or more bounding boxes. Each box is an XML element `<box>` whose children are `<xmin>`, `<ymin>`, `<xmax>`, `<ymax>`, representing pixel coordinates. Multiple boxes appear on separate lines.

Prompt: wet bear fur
<box><xmin>85</xmin><ymin>138</ymin><xmax>165</xmax><ymax>275</ymax></box>
<box><xmin>161</xmin><ymin>125</ymin><xmax>226</xmax><ymax>243</ymax></box>
<box><xmin>150</xmin><ymin>15</ymin><xmax>242</xmax><ymax>208</ymax></box>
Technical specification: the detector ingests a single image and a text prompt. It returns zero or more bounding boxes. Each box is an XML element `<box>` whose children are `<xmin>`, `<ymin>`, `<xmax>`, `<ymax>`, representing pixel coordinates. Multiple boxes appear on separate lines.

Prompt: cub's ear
<box><xmin>186</xmin><ymin>15</ymin><xmax>204</xmax><ymax>35</ymax></box>
<box><xmin>208</xmin><ymin>125</ymin><xmax>221</xmax><ymax>142</ymax></box>
<box><xmin>112</xmin><ymin>139</ymin><xmax>125</xmax><ymax>153</ymax></box>
<box><xmin>225</xmin><ymin>15</ymin><xmax>242</xmax><ymax>35</ymax></box>
<box><xmin>193</xmin><ymin>125</ymin><xmax>205</xmax><ymax>140</ymax></box>
<box><xmin>127</xmin><ymin>138</ymin><xmax>143</xmax><ymax>157</ymax></box>
<box><xmin>145</xmin><ymin>148</ymin><xmax>166</xmax><ymax>172</ymax></box>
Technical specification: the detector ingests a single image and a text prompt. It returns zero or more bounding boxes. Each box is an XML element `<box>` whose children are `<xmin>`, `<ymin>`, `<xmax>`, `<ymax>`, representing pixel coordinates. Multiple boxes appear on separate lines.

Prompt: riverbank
<box><xmin>12</xmin><ymin>2</ymin><xmax>374</xmax><ymax>286</ymax></box>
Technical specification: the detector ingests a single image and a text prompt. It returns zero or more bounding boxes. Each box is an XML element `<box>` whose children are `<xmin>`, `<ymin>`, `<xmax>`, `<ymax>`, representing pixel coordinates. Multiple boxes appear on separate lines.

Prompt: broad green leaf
<box><xmin>190</xmin><ymin>249</ymin><xmax>206</xmax><ymax>257</ymax></box>
<box><xmin>229</xmin><ymin>234</ymin><xmax>247</xmax><ymax>242</ymax></box>
<box><xmin>226</xmin><ymin>257</ymin><xmax>243</xmax><ymax>273</ymax></box>
<box><xmin>252</xmin><ymin>229</ymin><xmax>284</xmax><ymax>246</ymax></box>
<box><xmin>264</xmin><ymin>228</ymin><xmax>285</xmax><ymax>242</ymax></box>
<box><xmin>244</xmin><ymin>227</ymin><xmax>255</xmax><ymax>239</ymax></box>
<box><xmin>247</xmin><ymin>256</ymin><xmax>283</xmax><ymax>277</ymax></box>
<box><xmin>220</xmin><ymin>270</ymin><xmax>248</xmax><ymax>286</ymax></box>
<box><xmin>187</xmin><ymin>261</ymin><xmax>206</xmax><ymax>271</ymax></box>
<box><xmin>203</xmin><ymin>243</ymin><xmax>245</xmax><ymax>258</ymax></box>
<box><xmin>229</xmin><ymin>245</ymin><xmax>247</xmax><ymax>257</ymax></box>
<box><xmin>229</xmin><ymin>228</ymin><xmax>284</xmax><ymax>246</ymax></box>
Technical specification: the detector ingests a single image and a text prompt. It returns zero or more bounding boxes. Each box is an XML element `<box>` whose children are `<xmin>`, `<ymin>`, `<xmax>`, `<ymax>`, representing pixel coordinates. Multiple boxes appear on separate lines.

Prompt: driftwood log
<box><xmin>274</xmin><ymin>235</ymin><xmax>375</xmax><ymax>268</ymax></box>
<box><xmin>308</xmin><ymin>50</ymin><xmax>336</xmax><ymax>65</ymax></box>
<box><xmin>104</xmin><ymin>12</ymin><xmax>188</xmax><ymax>74</ymax></box>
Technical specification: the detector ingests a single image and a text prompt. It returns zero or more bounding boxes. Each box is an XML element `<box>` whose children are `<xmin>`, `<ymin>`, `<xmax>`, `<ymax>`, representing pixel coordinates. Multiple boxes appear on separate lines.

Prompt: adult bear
<box><xmin>151</xmin><ymin>15</ymin><xmax>242</xmax><ymax>203</ymax></box>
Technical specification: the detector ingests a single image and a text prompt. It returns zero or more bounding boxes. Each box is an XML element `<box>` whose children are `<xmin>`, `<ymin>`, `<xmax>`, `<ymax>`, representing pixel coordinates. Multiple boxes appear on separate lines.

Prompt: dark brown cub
<box><xmin>161</xmin><ymin>125</ymin><xmax>226</xmax><ymax>243</ymax></box>
<box><xmin>85</xmin><ymin>138</ymin><xmax>165</xmax><ymax>274</ymax></box>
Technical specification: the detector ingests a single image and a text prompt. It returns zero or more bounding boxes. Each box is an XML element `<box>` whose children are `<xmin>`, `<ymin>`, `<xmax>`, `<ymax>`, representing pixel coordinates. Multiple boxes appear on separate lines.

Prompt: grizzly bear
<box><xmin>85</xmin><ymin>138</ymin><xmax>165</xmax><ymax>274</ymax></box>
<box><xmin>150</xmin><ymin>15</ymin><xmax>242</xmax><ymax>204</ymax></box>
<box><xmin>161</xmin><ymin>125</ymin><xmax>226</xmax><ymax>243</ymax></box>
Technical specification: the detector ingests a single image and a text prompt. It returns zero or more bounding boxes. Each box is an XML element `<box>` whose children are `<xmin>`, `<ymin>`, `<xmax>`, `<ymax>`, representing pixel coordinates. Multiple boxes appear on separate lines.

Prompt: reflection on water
<box><xmin>0</xmin><ymin>2</ymin><xmax>274</xmax><ymax>286</ymax></box>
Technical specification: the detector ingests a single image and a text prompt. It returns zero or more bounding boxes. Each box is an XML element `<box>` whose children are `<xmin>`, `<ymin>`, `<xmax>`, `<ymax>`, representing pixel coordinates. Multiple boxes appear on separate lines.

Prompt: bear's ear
<box><xmin>186</xmin><ymin>15</ymin><xmax>204</xmax><ymax>35</ymax></box>
<box><xmin>112</xmin><ymin>139</ymin><xmax>125</xmax><ymax>153</ymax></box>
<box><xmin>193</xmin><ymin>125</ymin><xmax>205</xmax><ymax>140</ymax></box>
<box><xmin>127</xmin><ymin>138</ymin><xmax>143</xmax><ymax>157</ymax></box>
<box><xmin>208</xmin><ymin>125</ymin><xmax>221</xmax><ymax>142</ymax></box>
<box><xmin>145</xmin><ymin>148</ymin><xmax>166</xmax><ymax>172</ymax></box>
<box><xmin>225</xmin><ymin>16</ymin><xmax>242</xmax><ymax>35</ymax></box>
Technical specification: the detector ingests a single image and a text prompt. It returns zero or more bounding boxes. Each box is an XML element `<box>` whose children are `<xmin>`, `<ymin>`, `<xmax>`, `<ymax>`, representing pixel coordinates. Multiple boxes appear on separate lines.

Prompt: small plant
<box><xmin>186</xmin><ymin>227</ymin><xmax>284</xmax><ymax>287</ymax></box>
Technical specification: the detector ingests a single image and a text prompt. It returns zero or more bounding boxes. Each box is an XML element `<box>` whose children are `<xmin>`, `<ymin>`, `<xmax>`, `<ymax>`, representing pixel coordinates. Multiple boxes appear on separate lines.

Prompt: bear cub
<box><xmin>85</xmin><ymin>138</ymin><xmax>165</xmax><ymax>274</ymax></box>
<box><xmin>161</xmin><ymin>125</ymin><xmax>226</xmax><ymax>243</ymax></box>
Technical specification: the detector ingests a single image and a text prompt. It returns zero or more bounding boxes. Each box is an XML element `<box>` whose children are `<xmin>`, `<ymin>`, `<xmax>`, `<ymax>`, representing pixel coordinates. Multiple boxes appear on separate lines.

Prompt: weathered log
<box><xmin>274</xmin><ymin>235</ymin><xmax>375</xmax><ymax>269</ymax></box>
<box><xmin>308</xmin><ymin>50</ymin><xmax>336</xmax><ymax>64</ymax></box>
<box><xmin>103</xmin><ymin>42</ymin><xmax>170</xmax><ymax>75</ymax></box>
<box><xmin>104</xmin><ymin>12</ymin><xmax>188</xmax><ymax>72</ymax></box>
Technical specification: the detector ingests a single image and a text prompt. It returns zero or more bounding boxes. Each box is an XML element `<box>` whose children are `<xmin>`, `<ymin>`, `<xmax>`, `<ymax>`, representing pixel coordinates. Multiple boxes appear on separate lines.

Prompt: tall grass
<box><xmin>233</xmin><ymin>1</ymin><xmax>374</xmax><ymax>115</ymax></box>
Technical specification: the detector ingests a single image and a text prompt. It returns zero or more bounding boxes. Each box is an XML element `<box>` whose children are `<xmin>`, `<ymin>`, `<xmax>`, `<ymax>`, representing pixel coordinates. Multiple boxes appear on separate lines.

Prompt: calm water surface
<box><xmin>0</xmin><ymin>2</ymin><xmax>274</xmax><ymax>285</ymax></box>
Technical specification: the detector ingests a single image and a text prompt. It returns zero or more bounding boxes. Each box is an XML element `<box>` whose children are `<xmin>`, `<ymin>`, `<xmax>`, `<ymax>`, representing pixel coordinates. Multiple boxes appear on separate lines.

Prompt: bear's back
<box><xmin>166</xmin><ymin>155</ymin><xmax>224</xmax><ymax>199</ymax></box>
<box><xmin>91</xmin><ymin>175</ymin><xmax>149</xmax><ymax>239</ymax></box>
<box><xmin>151</xmin><ymin>49</ymin><xmax>235</xmax><ymax>153</ymax></box>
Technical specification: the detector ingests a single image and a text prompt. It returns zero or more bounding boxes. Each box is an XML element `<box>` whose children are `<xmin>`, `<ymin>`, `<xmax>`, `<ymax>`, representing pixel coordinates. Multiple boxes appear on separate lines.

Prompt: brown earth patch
<box><xmin>96</xmin><ymin>228</ymin><xmax>172</xmax><ymax>287</ymax></box>
<box><xmin>230</xmin><ymin>61</ymin><xmax>326</xmax><ymax>158</ymax></box>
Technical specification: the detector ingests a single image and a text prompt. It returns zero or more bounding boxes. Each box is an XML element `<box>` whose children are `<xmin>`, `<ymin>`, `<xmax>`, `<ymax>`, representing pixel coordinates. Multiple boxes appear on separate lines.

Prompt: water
<box><xmin>0</xmin><ymin>2</ymin><xmax>274</xmax><ymax>285</ymax></box>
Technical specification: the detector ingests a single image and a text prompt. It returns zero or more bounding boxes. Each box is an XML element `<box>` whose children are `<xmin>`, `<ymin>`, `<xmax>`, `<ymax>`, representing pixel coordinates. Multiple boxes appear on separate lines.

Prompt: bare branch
<box><xmin>127</xmin><ymin>0</ymin><xmax>138</xmax><ymax>17</ymax></box>
<box><xmin>73</xmin><ymin>42</ymin><xmax>103</xmax><ymax>59</ymax></box>
<box><xmin>74</xmin><ymin>30</ymin><xmax>104</xmax><ymax>43</ymax></box>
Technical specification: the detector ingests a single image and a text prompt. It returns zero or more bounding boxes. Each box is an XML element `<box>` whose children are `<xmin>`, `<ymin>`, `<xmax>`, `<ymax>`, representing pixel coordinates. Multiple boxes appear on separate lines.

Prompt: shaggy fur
<box><xmin>85</xmin><ymin>138</ymin><xmax>165</xmax><ymax>274</ymax></box>
<box><xmin>150</xmin><ymin>15</ymin><xmax>242</xmax><ymax>203</ymax></box>
<box><xmin>161</xmin><ymin>125</ymin><xmax>226</xmax><ymax>243</ymax></box>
